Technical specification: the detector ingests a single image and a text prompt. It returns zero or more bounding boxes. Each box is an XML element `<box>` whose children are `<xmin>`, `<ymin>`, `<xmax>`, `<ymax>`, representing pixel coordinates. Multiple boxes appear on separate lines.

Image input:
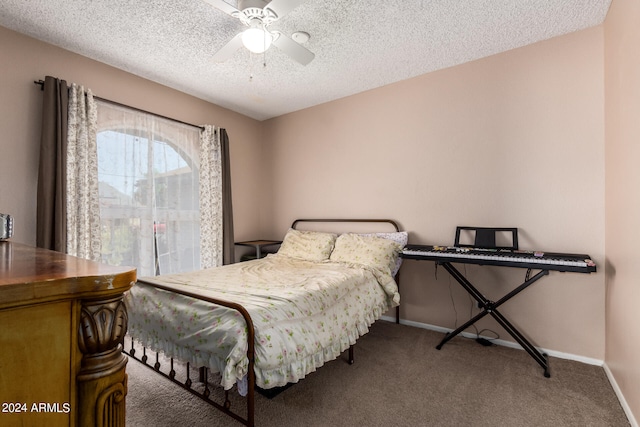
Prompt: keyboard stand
<box><xmin>436</xmin><ymin>261</ymin><xmax>552</xmax><ymax>377</ymax></box>
<box><xmin>402</xmin><ymin>227</ymin><xmax>595</xmax><ymax>377</ymax></box>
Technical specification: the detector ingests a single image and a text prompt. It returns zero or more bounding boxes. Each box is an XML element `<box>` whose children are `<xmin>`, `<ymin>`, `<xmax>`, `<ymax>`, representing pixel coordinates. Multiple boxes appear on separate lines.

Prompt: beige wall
<box><xmin>262</xmin><ymin>27</ymin><xmax>606</xmax><ymax>359</ymax></box>
<box><xmin>604</xmin><ymin>0</ymin><xmax>640</xmax><ymax>422</ymax></box>
<box><xmin>0</xmin><ymin>25</ymin><xmax>265</xmax><ymax>246</ymax></box>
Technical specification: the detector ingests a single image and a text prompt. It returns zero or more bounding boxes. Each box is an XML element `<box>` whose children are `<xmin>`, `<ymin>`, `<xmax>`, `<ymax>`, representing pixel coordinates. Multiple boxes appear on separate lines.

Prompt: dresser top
<box><xmin>0</xmin><ymin>241</ymin><xmax>136</xmax><ymax>309</ymax></box>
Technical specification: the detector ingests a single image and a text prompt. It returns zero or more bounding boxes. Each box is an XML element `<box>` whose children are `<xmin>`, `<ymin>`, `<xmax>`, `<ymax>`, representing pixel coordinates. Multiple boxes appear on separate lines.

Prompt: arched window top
<box><xmin>97</xmin><ymin>129</ymin><xmax>193</xmax><ymax>201</ymax></box>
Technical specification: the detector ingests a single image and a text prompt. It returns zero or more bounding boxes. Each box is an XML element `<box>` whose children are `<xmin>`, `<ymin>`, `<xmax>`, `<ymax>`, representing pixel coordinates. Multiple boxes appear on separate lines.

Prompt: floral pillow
<box><xmin>277</xmin><ymin>229</ymin><xmax>337</xmax><ymax>261</ymax></box>
<box><xmin>329</xmin><ymin>233</ymin><xmax>402</xmax><ymax>275</ymax></box>
<box><xmin>360</xmin><ymin>231</ymin><xmax>408</xmax><ymax>276</ymax></box>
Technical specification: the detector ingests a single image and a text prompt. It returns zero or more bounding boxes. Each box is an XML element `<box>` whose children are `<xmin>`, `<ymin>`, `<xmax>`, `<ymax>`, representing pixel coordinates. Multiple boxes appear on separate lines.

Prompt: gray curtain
<box><xmin>220</xmin><ymin>129</ymin><xmax>235</xmax><ymax>265</ymax></box>
<box><xmin>36</xmin><ymin>76</ymin><xmax>68</xmax><ymax>252</ymax></box>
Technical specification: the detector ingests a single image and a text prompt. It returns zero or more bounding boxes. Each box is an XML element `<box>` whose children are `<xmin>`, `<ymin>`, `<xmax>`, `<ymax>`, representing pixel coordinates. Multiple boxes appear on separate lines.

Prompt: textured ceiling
<box><xmin>0</xmin><ymin>0</ymin><xmax>611</xmax><ymax>121</ymax></box>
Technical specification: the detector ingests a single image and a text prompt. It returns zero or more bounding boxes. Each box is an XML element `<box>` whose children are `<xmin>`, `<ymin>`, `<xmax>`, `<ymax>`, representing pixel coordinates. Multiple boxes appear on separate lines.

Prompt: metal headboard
<box><xmin>291</xmin><ymin>218</ymin><xmax>401</xmax><ymax>232</ymax></box>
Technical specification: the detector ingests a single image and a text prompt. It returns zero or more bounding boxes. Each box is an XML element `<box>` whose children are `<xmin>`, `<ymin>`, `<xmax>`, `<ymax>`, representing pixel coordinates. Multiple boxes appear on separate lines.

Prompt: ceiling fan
<box><xmin>203</xmin><ymin>0</ymin><xmax>315</xmax><ymax>65</ymax></box>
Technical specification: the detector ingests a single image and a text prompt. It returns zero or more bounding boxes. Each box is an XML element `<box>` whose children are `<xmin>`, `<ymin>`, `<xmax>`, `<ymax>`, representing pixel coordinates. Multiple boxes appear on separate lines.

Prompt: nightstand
<box><xmin>235</xmin><ymin>240</ymin><xmax>282</xmax><ymax>260</ymax></box>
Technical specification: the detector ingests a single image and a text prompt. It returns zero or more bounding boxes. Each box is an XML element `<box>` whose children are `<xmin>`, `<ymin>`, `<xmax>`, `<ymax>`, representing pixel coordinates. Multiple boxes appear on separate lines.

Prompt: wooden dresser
<box><xmin>0</xmin><ymin>241</ymin><xmax>136</xmax><ymax>427</ymax></box>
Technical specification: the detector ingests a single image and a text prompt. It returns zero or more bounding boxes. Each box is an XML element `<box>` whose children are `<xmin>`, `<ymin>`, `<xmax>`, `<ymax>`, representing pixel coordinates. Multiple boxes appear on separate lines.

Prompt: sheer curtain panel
<box><xmin>97</xmin><ymin>101</ymin><xmax>204</xmax><ymax>276</ymax></box>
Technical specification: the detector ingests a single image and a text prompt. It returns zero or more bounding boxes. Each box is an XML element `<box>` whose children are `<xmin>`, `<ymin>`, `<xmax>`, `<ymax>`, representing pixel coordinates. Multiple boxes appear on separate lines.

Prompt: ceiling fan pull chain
<box><xmin>263</xmin><ymin>44</ymin><xmax>268</xmax><ymax>68</ymax></box>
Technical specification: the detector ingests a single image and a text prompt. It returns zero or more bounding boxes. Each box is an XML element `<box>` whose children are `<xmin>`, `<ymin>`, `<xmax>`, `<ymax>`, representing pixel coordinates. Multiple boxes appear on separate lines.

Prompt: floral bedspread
<box><xmin>125</xmin><ymin>254</ymin><xmax>399</xmax><ymax>391</ymax></box>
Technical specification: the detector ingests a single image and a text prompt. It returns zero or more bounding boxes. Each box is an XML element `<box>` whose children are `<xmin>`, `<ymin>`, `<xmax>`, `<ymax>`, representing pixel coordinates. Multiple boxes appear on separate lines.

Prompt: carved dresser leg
<box><xmin>77</xmin><ymin>295</ymin><xmax>129</xmax><ymax>427</ymax></box>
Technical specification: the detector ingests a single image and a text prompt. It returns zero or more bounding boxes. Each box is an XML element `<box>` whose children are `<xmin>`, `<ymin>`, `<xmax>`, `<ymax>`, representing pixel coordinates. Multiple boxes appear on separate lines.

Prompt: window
<box><xmin>96</xmin><ymin>101</ymin><xmax>202</xmax><ymax>277</ymax></box>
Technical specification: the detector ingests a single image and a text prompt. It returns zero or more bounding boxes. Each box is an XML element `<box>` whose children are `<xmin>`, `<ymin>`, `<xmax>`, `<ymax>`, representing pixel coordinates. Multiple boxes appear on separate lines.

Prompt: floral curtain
<box><xmin>199</xmin><ymin>125</ymin><xmax>223</xmax><ymax>269</ymax></box>
<box><xmin>66</xmin><ymin>83</ymin><xmax>101</xmax><ymax>261</ymax></box>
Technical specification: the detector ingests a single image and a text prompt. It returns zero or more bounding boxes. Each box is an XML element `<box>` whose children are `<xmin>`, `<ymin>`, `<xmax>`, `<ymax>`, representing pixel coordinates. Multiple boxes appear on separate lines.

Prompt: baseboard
<box><xmin>379</xmin><ymin>315</ymin><xmax>636</xmax><ymax>426</ymax></box>
<box><xmin>603</xmin><ymin>362</ymin><xmax>638</xmax><ymax>427</ymax></box>
<box><xmin>379</xmin><ymin>315</ymin><xmax>603</xmax><ymax>365</ymax></box>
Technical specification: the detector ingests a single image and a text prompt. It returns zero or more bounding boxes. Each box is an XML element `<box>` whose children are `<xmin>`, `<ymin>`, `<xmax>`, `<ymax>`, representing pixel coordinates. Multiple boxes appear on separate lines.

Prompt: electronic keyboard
<box><xmin>401</xmin><ymin>244</ymin><xmax>596</xmax><ymax>273</ymax></box>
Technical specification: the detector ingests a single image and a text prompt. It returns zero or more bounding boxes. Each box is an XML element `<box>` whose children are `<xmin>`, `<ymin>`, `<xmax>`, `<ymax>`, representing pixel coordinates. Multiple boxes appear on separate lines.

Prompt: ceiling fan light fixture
<box><xmin>242</xmin><ymin>27</ymin><xmax>273</xmax><ymax>53</ymax></box>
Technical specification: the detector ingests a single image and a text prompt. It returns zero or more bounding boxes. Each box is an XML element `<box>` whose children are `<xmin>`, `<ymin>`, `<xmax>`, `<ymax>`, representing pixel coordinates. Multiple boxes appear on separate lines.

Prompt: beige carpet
<box><xmin>125</xmin><ymin>321</ymin><xmax>629</xmax><ymax>426</ymax></box>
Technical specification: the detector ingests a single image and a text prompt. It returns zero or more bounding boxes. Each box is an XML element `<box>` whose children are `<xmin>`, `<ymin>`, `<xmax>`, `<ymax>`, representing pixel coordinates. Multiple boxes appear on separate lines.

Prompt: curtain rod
<box><xmin>34</xmin><ymin>79</ymin><xmax>205</xmax><ymax>131</ymax></box>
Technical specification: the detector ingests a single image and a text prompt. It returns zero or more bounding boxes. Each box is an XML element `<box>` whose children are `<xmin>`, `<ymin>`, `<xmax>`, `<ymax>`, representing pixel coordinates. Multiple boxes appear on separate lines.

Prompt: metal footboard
<box><xmin>124</xmin><ymin>281</ymin><xmax>256</xmax><ymax>427</ymax></box>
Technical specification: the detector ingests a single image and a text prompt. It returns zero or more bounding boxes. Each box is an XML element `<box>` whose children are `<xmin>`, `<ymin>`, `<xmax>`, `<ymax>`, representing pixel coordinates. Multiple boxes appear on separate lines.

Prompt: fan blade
<box><xmin>264</xmin><ymin>0</ymin><xmax>307</xmax><ymax>19</ymax></box>
<box><xmin>201</xmin><ymin>0</ymin><xmax>240</xmax><ymax>16</ymax></box>
<box><xmin>272</xmin><ymin>32</ymin><xmax>315</xmax><ymax>65</ymax></box>
<box><xmin>212</xmin><ymin>32</ymin><xmax>244</xmax><ymax>62</ymax></box>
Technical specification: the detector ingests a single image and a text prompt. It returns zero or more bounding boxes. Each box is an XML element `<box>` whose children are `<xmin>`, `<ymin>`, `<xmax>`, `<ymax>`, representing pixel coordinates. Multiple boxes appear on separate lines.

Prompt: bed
<box><xmin>124</xmin><ymin>219</ymin><xmax>406</xmax><ymax>426</ymax></box>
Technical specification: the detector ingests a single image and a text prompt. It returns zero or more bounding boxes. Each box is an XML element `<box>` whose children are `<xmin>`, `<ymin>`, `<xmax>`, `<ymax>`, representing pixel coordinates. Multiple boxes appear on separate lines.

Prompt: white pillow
<box><xmin>329</xmin><ymin>233</ymin><xmax>402</xmax><ymax>275</ymax></box>
<box><xmin>277</xmin><ymin>229</ymin><xmax>337</xmax><ymax>261</ymax></box>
